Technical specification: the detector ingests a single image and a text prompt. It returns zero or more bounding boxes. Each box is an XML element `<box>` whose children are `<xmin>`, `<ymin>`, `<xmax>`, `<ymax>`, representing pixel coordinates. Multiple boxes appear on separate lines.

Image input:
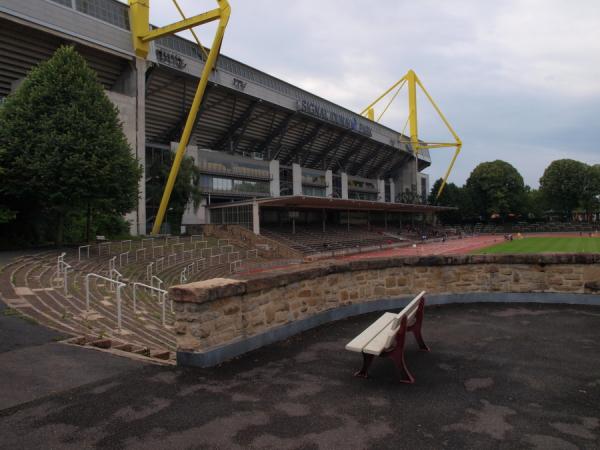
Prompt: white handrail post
<box><xmin>85</xmin><ymin>274</ymin><xmax>90</xmax><ymax>310</ymax></box>
<box><xmin>133</xmin><ymin>283</ymin><xmax>137</xmax><ymax>313</ymax></box>
<box><xmin>161</xmin><ymin>292</ymin><xmax>166</xmax><ymax>326</ymax></box>
<box><xmin>116</xmin><ymin>283</ymin><xmax>123</xmax><ymax>331</ymax></box>
<box><xmin>63</xmin><ymin>266</ymin><xmax>68</xmax><ymax>296</ymax></box>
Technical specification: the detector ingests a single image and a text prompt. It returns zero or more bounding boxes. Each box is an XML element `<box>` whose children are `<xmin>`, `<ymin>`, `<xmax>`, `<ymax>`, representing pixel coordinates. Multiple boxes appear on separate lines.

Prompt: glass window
<box><xmin>75</xmin><ymin>0</ymin><xmax>130</xmax><ymax>30</ymax></box>
<box><xmin>50</xmin><ymin>0</ymin><xmax>73</xmax><ymax>7</ymax></box>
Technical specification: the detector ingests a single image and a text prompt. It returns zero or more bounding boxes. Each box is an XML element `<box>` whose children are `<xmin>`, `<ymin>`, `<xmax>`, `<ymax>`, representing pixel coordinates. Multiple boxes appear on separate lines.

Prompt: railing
<box><xmin>56</xmin><ymin>253</ymin><xmax>71</xmax><ymax>296</ymax></box>
<box><xmin>84</xmin><ymin>273</ymin><xmax>126</xmax><ymax>331</ymax></box>
<box><xmin>109</xmin><ymin>268</ymin><xmax>123</xmax><ymax>292</ymax></box>
<box><xmin>151</xmin><ymin>275</ymin><xmax>163</xmax><ymax>296</ymax></box>
<box><xmin>146</xmin><ymin>262</ymin><xmax>154</xmax><ymax>280</ymax></box>
<box><xmin>119</xmin><ymin>251</ymin><xmax>129</xmax><ymax>267</ymax></box>
<box><xmin>132</xmin><ymin>282</ymin><xmax>169</xmax><ymax>325</ymax></box>
<box><xmin>78</xmin><ymin>245</ymin><xmax>91</xmax><ymax>261</ymax></box>
<box><xmin>230</xmin><ymin>260</ymin><xmax>242</xmax><ymax>273</ymax></box>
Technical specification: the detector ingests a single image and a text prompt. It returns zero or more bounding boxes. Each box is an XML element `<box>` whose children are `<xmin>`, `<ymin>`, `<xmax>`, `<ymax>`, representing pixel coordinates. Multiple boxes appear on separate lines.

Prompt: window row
<box><xmin>200</xmin><ymin>176</ymin><xmax>270</xmax><ymax>194</ymax></box>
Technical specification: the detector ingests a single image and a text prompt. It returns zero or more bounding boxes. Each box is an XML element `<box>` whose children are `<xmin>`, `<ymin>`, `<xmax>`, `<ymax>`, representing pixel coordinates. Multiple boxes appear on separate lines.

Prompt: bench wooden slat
<box><xmin>362</xmin><ymin>319</ymin><xmax>399</xmax><ymax>355</ymax></box>
<box><xmin>345</xmin><ymin>312</ymin><xmax>396</xmax><ymax>353</ymax></box>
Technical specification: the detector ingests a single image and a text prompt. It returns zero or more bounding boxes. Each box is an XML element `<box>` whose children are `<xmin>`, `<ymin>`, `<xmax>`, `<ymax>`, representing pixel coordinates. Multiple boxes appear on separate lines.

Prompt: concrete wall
<box><xmin>170</xmin><ymin>254</ymin><xmax>600</xmax><ymax>366</ymax></box>
<box><xmin>106</xmin><ymin>90</ymin><xmax>141</xmax><ymax>235</ymax></box>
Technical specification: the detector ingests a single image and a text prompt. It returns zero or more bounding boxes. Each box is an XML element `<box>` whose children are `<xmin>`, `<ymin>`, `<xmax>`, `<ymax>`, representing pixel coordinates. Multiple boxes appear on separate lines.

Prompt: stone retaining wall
<box><xmin>170</xmin><ymin>254</ymin><xmax>600</xmax><ymax>367</ymax></box>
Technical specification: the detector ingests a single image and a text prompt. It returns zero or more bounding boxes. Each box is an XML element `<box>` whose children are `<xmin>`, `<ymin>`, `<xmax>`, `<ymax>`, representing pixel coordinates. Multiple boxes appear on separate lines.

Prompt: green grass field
<box><xmin>474</xmin><ymin>237</ymin><xmax>600</xmax><ymax>254</ymax></box>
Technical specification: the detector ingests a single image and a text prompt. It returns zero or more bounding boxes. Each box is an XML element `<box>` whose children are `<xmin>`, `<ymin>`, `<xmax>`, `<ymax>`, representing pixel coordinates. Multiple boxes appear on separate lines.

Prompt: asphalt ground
<box><xmin>1</xmin><ymin>301</ymin><xmax>599</xmax><ymax>449</ymax></box>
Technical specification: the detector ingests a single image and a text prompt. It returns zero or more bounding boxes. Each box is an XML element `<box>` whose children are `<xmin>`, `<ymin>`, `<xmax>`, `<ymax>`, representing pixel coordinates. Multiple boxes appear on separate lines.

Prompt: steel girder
<box><xmin>210</xmin><ymin>99</ymin><xmax>260</xmax><ymax>150</ymax></box>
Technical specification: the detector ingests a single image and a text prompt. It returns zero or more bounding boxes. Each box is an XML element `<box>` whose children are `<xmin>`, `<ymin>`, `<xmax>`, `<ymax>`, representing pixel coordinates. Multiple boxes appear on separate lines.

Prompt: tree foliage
<box><xmin>146</xmin><ymin>154</ymin><xmax>201</xmax><ymax>234</ymax></box>
<box><xmin>429</xmin><ymin>179</ymin><xmax>469</xmax><ymax>223</ymax></box>
<box><xmin>0</xmin><ymin>46</ymin><xmax>142</xmax><ymax>244</ymax></box>
<box><xmin>538</xmin><ymin>159</ymin><xmax>591</xmax><ymax>216</ymax></box>
<box><xmin>465</xmin><ymin>160</ymin><xmax>526</xmax><ymax>220</ymax></box>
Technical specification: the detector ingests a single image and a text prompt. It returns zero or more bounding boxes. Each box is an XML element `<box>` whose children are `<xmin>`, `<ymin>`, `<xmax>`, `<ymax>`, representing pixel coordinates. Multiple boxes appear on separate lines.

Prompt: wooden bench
<box><xmin>345</xmin><ymin>291</ymin><xmax>429</xmax><ymax>384</ymax></box>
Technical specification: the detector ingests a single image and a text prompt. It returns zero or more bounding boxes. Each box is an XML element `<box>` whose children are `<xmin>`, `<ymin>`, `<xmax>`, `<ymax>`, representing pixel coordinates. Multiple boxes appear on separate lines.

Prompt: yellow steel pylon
<box><xmin>128</xmin><ymin>0</ymin><xmax>231</xmax><ymax>235</ymax></box>
<box><xmin>361</xmin><ymin>70</ymin><xmax>462</xmax><ymax>200</ymax></box>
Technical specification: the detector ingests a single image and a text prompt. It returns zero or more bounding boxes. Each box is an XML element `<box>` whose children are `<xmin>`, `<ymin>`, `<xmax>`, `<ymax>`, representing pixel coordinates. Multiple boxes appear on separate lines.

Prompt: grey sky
<box><xmin>142</xmin><ymin>0</ymin><xmax>600</xmax><ymax>188</ymax></box>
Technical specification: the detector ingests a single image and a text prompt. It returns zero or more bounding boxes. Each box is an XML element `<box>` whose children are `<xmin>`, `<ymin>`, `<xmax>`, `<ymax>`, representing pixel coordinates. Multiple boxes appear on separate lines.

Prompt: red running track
<box><xmin>241</xmin><ymin>235</ymin><xmax>504</xmax><ymax>275</ymax></box>
<box><xmin>337</xmin><ymin>235</ymin><xmax>504</xmax><ymax>261</ymax></box>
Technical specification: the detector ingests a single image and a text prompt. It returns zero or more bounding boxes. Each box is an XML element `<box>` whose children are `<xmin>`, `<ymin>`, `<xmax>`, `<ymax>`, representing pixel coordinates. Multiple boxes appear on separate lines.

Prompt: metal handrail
<box><xmin>84</xmin><ymin>273</ymin><xmax>126</xmax><ymax>330</ymax></box>
<box><xmin>78</xmin><ymin>245</ymin><xmax>90</xmax><ymax>261</ymax></box>
<box><xmin>132</xmin><ymin>282</ymin><xmax>169</xmax><ymax>325</ymax></box>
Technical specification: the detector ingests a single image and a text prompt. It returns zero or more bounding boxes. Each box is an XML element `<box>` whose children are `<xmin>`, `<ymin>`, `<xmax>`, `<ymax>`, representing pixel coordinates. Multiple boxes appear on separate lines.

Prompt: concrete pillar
<box><xmin>182</xmin><ymin>198</ymin><xmax>207</xmax><ymax>225</ymax></box>
<box><xmin>269</xmin><ymin>159</ymin><xmax>280</xmax><ymax>197</ymax></box>
<box><xmin>120</xmin><ymin>58</ymin><xmax>146</xmax><ymax>236</ymax></box>
<box><xmin>292</xmin><ymin>163</ymin><xmax>302</xmax><ymax>196</ymax></box>
<box><xmin>341</xmin><ymin>172</ymin><xmax>349</xmax><ymax>200</ymax></box>
<box><xmin>252</xmin><ymin>201</ymin><xmax>260</xmax><ymax>235</ymax></box>
<box><xmin>399</xmin><ymin>158</ymin><xmax>417</xmax><ymax>196</ymax></box>
<box><xmin>325</xmin><ymin>169</ymin><xmax>333</xmax><ymax>197</ymax></box>
<box><xmin>135</xmin><ymin>58</ymin><xmax>147</xmax><ymax>236</ymax></box>
<box><xmin>389</xmin><ymin>178</ymin><xmax>396</xmax><ymax>203</ymax></box>
<box><xmin>377</xmin><ymin>179</ymin><xmax>385</xmax><ymax>203</ymax></box>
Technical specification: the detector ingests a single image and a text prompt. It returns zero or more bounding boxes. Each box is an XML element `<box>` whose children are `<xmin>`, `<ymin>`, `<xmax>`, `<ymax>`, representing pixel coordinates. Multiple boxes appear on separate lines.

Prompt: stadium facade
<box><xmin>0</xmin><ymin>0</ymin><xmax>437</xmax><ymax>236</ymax></box>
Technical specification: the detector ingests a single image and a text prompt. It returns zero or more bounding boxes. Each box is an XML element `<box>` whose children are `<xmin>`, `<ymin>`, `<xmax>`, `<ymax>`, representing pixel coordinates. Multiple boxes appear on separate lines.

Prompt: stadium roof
<box><xmin>0</xmin><ymin>0</ymin><xmax>431</xmax><ymax>180</ymax></box>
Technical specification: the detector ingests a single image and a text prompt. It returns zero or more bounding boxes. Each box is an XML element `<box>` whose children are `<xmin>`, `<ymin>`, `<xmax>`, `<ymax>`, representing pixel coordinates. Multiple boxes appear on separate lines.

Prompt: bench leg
<box><xmin>412</xmin><ymin>328</ymin><xmax>430</xmax><ymax>352</ymax></box>
<box><xmin>354</xmin><ymin>353</ymin><xmax>374</xmax><ymax>378</ymax></box>
<box><xmin>390</xmin><ymin>350</ymin><xmax>415</xmax><ymax>384</ymax></box>
<box><xmin>386</xmin><ymin>330</ymin><xmax>415</xmax><ymax>384</ymax></box>
<box><xmin>412</xmin><ymin>297</ymin><xmax>430</xmax><ymax>352</ymax></box>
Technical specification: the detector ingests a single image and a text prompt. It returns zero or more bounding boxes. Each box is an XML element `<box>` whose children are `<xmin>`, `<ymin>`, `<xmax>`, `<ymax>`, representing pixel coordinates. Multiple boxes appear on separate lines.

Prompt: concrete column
<box><xmin>269</xmin><ymin>159</ymin><xmax>280</xmax><ymax>197</ymax></box>
<box><xmin>135</xmin><ymin>58</ymin><xmax>147</xmax><ymax>236</ymax></box>
<box><xmin>252</xmin><ymin>201</ymin><xmax>260</xmax><ymax>235</ymax></box>
<box><xmin>325</xmin><ymin>169</ymin><xmax>333</xmax><ymax>197</ymax></box>
<box><xmin>399</xmin><ymin>158</ymin><xmax>417</xmax><ymax>195</ymax></box>
<box><xmin>341</xmin><ymin>172</ymin><xmax>349</xmax><ymax>199</ymax></box>
<box><xmin>292</xmin><ymin>163</ymin><xmax>302</xmax><ymax>196</ymax></box>
<box><xmin>182</xmin><ymin>198</ymin><xmax>207</xmax><ymax>225</ymax></box>
<box><xmin>377</xmin><ymin>179</ymin><xmax>385</xmax><ymax>203</ymax></box>
<box><xmin>119</xmin><ymin>58</ymin><xmax>146</xmax><ymax>236</ymax></box>
<box><xmin>389</xmin><ymin>178</ymin><xmax>396</xmax><ymax>203</ymax></box>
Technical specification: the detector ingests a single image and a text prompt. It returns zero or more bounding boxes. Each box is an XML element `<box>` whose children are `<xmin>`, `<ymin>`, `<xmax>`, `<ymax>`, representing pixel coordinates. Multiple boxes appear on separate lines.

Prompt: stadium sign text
<box><xmin>156</xmin><ymin>48</ymin><xmax>187</xmax><ymax>70</ymax></box>
<box><xmin>297</xmin><ymin>100</ymin><xmax>372</xmax><ymax>137</ymax></box>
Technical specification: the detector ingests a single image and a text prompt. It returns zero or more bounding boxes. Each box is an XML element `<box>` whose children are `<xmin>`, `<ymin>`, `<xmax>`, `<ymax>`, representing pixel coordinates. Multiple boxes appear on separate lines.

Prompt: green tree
<box><xmin>0</xmin><ymin>145</ymin><xmax>14</xmax><ymax>224</ymax></box>
<box><xmin>0</xmin><ymin>46</ymin><xmax>142</xmax><ymax>244</ymax></box>
<box><xmin>539</xmin><ymin>159</ymin><xmax>588</xmax><ymax>218</ymax></box>
<box><xmin>146</xmin><ymin>154</ymin><xmax>201</xmax><ymax>234</ymax></box>
<box><xmin>523</xmin><ymin>186</ymin><xmax>545</xmax><ymax>220</ymax></box>
<box><xmin>429</xmin><ymin>179</ymin><xmax>464</xmax><ymax>223</ymax></box>
<box><xmin>465</xmin><ymin>160</ymin><xmax>526</xmax><ymax>221</ymax></box>
<box><xmin>581</xmin><ymin>164</ymin><xmax>600</xmax><ymax>217</ymax></box>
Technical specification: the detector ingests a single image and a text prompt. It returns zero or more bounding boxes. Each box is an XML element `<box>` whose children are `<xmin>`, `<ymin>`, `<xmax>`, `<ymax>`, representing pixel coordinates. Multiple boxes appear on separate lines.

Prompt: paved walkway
<box><xmin>0</xmin><ymin>296</ymin><xmax>145</xmax><ymax>411</ymax></box>
<box><xmin>1</xmin><ymin>301</ymin><xmax>599</xmax><ymax>449</ymax></box>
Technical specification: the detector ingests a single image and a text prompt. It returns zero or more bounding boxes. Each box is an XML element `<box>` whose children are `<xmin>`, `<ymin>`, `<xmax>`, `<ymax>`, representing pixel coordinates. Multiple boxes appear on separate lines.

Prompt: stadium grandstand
<box><xmin>0</xmin><ymin>0</ymin><xmax>452</xmax><ymax>250</ymax></box>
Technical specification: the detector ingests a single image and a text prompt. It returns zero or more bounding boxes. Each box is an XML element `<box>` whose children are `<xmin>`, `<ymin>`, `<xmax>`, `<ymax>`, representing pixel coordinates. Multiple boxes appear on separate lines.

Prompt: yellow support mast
<box><xmin>128</xmin><ymin>0</ymin><xmax>231</xmax><ymax>235</ymax></box>
<box><xmin>360</xmin><ymin>70</ymin><xmax>462</xmax><ymax>200</ymax></box>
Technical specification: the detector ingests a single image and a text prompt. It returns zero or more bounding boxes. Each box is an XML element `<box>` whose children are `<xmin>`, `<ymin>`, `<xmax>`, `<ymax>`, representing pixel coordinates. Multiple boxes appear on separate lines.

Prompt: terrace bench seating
<box><xmin>346</xmin><ymin>291</ymin><xmax>429</xmax><ymax>384</ymax></box>
<box><xmin>262</xmin><ymin>225</ymin><xmax>398</xmax><ymax>255</ymax></box>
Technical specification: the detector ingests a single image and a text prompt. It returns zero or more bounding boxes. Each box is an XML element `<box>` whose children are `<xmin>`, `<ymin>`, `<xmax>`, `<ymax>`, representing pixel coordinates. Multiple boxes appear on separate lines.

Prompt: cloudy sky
<box><xmin>143</xmin><ymin>0</ymin><xmax>600</xmax><ymax>188</ymax></box>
